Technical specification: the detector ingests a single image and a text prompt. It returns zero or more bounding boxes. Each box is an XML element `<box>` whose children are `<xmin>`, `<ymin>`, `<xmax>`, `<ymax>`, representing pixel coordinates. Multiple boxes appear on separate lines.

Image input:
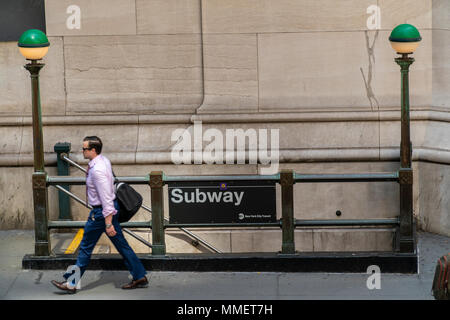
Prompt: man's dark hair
<box><xmin>83</xmin><ymin>136</ymin><xmax>103</xmax><ymax>154</ymax></box>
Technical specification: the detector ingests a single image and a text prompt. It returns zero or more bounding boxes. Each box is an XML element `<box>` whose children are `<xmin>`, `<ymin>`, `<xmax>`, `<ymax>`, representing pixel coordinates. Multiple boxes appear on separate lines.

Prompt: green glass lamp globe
<box><xmin>389</xmin><ymin>24</ymin><xmax>421</xmax><ymax>54</ymax></box>
<box><xmin>18</xmin><ymin>29</ymin><xmax>50</xmax><ymax>60</ymax></box>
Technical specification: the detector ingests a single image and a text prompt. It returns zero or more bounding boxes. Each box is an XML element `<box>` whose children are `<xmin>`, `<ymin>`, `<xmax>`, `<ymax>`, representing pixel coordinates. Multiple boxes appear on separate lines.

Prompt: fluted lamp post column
<box><xmin>18</xmin><ymin>29</ymin><xmax>51</xmax><ymax>256</ymax></box>
<box><xmin>389</xmin><ymin>24</ymin><xmax>421</xmax><ymax>253</ymax></box>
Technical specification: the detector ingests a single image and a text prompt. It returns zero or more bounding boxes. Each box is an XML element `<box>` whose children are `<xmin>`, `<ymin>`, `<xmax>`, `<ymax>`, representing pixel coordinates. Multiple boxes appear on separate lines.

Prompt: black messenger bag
<box><xmin>113</xmin><ymin>172</ymin><xmax>143</xmax><ymax>223</ymax></box>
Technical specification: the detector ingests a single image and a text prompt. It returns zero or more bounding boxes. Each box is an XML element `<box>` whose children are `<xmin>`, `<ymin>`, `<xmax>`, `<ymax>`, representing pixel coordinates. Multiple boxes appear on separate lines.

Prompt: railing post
<box><xmin>398</xmin><ymin>168</ymin><xmax>414</xmax><ymax>253</ymax></box>
<box><xmin>150</xmin><ymin>171</ymin><xmax>166</xmax><ymax>255</ymax></box>
<box><xmin>54</xmin><ymin>142</ymin><xmax>72</xmax><ymax>221</ymax></box>
<box><xmin>32</xmin><ymin>172</ymin><xmax>50</xmax><ymax>256</ymax></box>
<box><xmin>280</xmin><ymin>170</ymin><xmax>295</xmax><ymax>254</ymax></box>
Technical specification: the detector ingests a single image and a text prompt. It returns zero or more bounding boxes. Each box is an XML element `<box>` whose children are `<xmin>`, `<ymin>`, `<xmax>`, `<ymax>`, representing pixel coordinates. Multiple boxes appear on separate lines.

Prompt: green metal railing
<box><xmin>39</xmin><ymin>161</ymin><xmax>408</xmax><ymax>256</ymax></box>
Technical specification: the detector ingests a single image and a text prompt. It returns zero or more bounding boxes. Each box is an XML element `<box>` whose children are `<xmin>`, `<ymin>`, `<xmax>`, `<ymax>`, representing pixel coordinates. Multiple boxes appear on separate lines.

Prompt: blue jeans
<box><xmin>64</xmin><ymin>200</ymin><xmax>147</xmax><ymax>282</ymax></box>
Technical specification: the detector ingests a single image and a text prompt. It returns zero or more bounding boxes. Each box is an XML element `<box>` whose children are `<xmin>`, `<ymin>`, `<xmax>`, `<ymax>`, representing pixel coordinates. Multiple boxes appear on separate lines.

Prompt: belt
<box><xmin>90</xmin><ymin>205</ymin><xmax>102</xmax><ymax>220</ymax></box>
<box><xmin>91</xmin><ymin>199</ymin><xmax>116</xmax><ymax>209</ymax></box>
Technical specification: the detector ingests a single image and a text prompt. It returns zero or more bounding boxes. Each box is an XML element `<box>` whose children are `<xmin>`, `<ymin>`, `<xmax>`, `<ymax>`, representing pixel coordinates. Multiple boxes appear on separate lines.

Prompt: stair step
<box><xmin>93</xmin><ymin>244</ymin><xmax>110</xmax><ymax>254</ymax></box>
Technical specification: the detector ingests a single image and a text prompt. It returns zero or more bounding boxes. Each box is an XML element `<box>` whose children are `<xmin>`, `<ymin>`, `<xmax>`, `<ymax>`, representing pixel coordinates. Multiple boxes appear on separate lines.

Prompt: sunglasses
<box><xmin>82</xmin><ymin>147</ymin><xmax>93</xmax><ymax>151</ymax></box>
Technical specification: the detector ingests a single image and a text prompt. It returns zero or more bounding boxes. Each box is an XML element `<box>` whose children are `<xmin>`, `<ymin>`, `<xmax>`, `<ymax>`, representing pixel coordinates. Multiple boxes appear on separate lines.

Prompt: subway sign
<box><xmin>168</xmin><ymin>180</ymin><xmax>276</xmax><ymax>224</ymax></box>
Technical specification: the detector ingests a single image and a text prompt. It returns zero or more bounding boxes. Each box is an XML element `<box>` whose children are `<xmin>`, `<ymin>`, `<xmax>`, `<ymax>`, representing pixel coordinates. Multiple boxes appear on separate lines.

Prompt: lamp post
<box><xmin>18</xmin><ymin>29</ymin><xmax>51</xmax><ymax>256</ymax></box>
<box><xmin>389</xmin><ymin>24</ymin><xmax>421</xmax><ymax>253</ymax></box>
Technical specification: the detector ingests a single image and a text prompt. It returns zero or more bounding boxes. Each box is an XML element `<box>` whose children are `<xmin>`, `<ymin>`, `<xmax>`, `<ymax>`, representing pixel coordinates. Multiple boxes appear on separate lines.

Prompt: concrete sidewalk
<box><xmin>0</xmin><ymin>230</ymin><xmax>449</xmax><ymax>300</ymax></box>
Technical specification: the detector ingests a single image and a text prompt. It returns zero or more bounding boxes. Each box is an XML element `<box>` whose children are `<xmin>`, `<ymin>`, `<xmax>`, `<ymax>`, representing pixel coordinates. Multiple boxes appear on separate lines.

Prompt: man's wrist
<box><xmin>106</xmin><ymin>223</ymin><xmax>113</xmax><ymax>229</ymax></box>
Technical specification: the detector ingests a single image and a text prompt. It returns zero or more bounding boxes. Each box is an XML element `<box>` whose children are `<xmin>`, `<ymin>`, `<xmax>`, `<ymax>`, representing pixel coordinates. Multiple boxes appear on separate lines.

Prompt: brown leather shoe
<box><xmin>51</xmin><ymin>280</ymin><xmax>77</xmax><ymax>294</ymax></box>
<box><xmin>121</xmin><ymin>276</ymin><xmax>148</xmax><ymax>289</ymax></box>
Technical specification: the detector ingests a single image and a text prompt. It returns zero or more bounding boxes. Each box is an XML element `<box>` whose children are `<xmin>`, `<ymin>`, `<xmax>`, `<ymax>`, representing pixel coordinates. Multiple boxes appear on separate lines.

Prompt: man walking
<box><xmin>51</xmin><ymin>136</ymin><xmax>148</xmax><ymax>293</ymax></box>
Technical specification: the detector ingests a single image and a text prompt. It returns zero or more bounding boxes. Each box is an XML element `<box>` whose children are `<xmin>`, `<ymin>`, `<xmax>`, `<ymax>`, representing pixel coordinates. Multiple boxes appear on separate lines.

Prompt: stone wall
<box><xmin>0</xmin><ymin>1</ymin><xmax>449</xmax><ymax>252</ymax></box>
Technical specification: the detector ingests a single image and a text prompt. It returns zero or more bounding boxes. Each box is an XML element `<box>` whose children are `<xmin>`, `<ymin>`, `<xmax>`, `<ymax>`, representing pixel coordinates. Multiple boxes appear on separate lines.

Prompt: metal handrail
<box><xmin>294</xmin><ymin>218</ymin><xmax>399</xmax><ymax>227</ymax></box>
<box><xmin>48</xmin><ymin>219</ymin><xmax>151</xmax><ymax>229</ymax></box>
<box><xmin>163</xmin><ymin>219</ymin><xmax>399</xmax><ymax>229</ymax></box>
<box><xmin>163</xmin><ymin>172</ymin><xmax>398</xmax><ymax>183</ymax></box>
<box><xmin>294</xmin><ymin>172</ymin><xmax>399</xmax><ymax>183</ymax></box>
<box><xmin>164</xmin><ymin>174</ymin><xmax>280</xmax><ymax>182</ymax></box>
<box><xmin>53</xmin><ymin>185</ymin><xmax>153</xmax><ymax>248</ymax></box>
<box><xmin>58</xmin><ymin>154</ymin><xmax>222</xmax><ymax>253</ymax></box>
<box><xmin>164</xmin><ymin>222</ymin><xmax>282</xmax><ymax>228</ymax></box>
<box><xmin>47</xmin><ymin>176</ymin><xmax>150</xmax><ymax>185</ymax></box>
<box><xmin>48</xmin><ymin>172</ymin><xmax>399</xmax><ymax>185</ymax></box>
<box><xmin>61</xmin><ymin>154</ymin><xmax>86</xmax><ymax>173</ymax></box>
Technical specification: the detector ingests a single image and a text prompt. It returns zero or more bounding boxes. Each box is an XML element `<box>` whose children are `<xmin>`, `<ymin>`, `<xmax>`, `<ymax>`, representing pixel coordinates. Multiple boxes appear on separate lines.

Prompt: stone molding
<box><xmin>1</xmin><ymin>108</ymin><xmax>450</xmax><ymax>126</ymax></box>
<box><xmin>0</xmin><ymin>108</ymin><xmax>449</xmax><ymax>166</ymax></box>
<box><xmin>1</xmin><ymin>146</ymin><xmax>449</xmax><ymax>167</ymax></box>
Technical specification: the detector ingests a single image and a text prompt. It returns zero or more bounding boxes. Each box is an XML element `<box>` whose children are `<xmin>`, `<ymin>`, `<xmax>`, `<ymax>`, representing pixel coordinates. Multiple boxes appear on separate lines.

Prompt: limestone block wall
<box><xmin>0</xmin><ymin>1</ymin><xmax>449</xmax><ymax>251</ymax></box>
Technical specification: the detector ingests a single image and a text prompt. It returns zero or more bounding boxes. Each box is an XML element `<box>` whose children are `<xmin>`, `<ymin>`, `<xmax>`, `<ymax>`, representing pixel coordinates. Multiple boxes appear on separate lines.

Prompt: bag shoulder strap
<box><xmin>111</xmin><ymin>169</ymin><xmax>119</xmax><ymax>183</ymax></box>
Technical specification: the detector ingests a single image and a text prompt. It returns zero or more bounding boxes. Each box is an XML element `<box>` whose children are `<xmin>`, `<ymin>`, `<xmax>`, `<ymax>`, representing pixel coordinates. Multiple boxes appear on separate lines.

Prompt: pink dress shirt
<box><xmin>86</xmin><ymin>154</ymin><xmax>117</xmax><ymax>218</ymax></box>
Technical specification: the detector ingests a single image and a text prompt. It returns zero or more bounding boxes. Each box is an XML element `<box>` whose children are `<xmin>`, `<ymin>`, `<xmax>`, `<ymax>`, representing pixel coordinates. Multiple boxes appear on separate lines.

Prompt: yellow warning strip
<box><xmin>64</xmin><ymin>229</ymin><xmax>84</xmax><ymax>254</ymax></box>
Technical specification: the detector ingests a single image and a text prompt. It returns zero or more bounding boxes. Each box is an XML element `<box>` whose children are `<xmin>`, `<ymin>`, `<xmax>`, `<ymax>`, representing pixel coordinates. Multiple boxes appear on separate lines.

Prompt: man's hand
<box><xmin>106</xmin><ymin>224</ymin><xmax>116</xmax><ymax>237</ymax></box>
<box><xmin>105</xmin><ymin>215</ymin><xmax>117</xmax><ymax>237</ymax></box>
